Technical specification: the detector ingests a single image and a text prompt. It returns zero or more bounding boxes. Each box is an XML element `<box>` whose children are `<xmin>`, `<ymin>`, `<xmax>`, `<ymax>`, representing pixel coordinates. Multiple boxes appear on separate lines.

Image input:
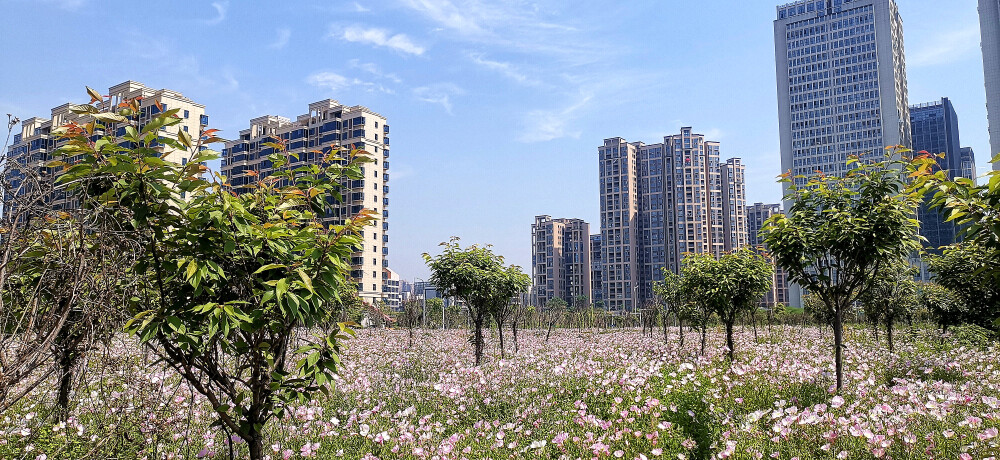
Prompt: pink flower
<box><xmin>831</xmin><ymin>396</ymin><xmax>844</xmax><ymax>408</ymax></box>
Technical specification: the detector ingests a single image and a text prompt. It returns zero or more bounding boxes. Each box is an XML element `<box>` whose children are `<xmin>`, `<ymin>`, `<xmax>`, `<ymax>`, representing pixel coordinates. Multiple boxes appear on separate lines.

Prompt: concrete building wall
<box><xmin>599</xmin><ymin>138</ymin><xmax>641</xmax><ymax>313</ymax></box>
<box><xmin>531</xmin><ymin>215</ymin><xmax>592</xmax><ymax>307</ymax></box>
<box><xmin>746</xmin><ymin>202</ymin><xmax>790</xmax><ymax>307</ymax></box>
<box><xmin>222</xmin><ymin>99</ymin><xmax>390</xmax><ymax>305</ymax></box>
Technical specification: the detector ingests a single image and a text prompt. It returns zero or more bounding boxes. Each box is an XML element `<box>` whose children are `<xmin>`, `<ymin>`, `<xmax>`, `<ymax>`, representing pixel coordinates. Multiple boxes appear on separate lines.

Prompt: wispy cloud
<box><xmin>39</xmin><ymin>0</ymin><xmax>85</xmax><ymax>10</ymax></box>
<box><xmin>397</xmin><ymin>0</ymin><xmax>604</xmax><ymax>65</ymax></box>
<box><xmin>909</xmin><ymin>25</ymin><xmax>980</xmax><ymax>67</ymax></box>
<box><xmin>412</xmin><ymin>83</ymin><xmax>465</xmax><ymax>114</ymax></box>
<box><xmin>340</xmin><ymin>26</ymin><xmax>425</xmax><ymax>55</ymax></box>
<box><xmin>349</xmin><ymin>59</ymin><xmax>402</xmax><ymax>83</ymax></box>
<box><xmin>203</xmin><ymin>1</ymin><xmax>229</xmax><ymax>25</ymax></box>
<box><xmin>467</xmin><ymin>52</ymin><xmax>537</xmax><ymax>86</ymax></box>
<box><xmin>307</xmin><ymin>71</ymin><xmax>394</xmax><ymax>94</ymax></box>
<box><xmin>269</xmin><ymin>28</ymin><xmax>291</xmax><ymax>49</ymax></box>
<box><xmin>518</xmin><ymin>92</ymin><xmax>592</xmax><ymax>143</ymax></box>
<box><xmin>353</xmin><ymin>2</ymin><xmax>370</xmax><ymax>12</ymax></box>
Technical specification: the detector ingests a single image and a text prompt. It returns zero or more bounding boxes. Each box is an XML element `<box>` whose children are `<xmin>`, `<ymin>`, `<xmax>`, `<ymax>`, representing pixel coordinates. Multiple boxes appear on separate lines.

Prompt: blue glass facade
<box><xmin>909</xmin><ymin>98</ymin><xmax>971</xmax><ymax>252</ymax></box>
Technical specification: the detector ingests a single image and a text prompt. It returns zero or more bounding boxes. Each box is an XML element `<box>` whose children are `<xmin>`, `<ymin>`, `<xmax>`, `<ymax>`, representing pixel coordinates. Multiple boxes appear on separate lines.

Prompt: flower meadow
<box><xmin>2</xmin><ymin>326</ymin><xmax>999</xmax><ymax>459</ymax></box>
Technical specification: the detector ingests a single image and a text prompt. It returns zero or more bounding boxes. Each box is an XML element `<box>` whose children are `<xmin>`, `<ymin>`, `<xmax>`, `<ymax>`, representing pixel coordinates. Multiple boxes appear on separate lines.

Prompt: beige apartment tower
<box><xmin>599</xmin><ymin>128</ymin><xmax>748</xmax><ymax>313</ymax></box>
<box><xmin>531</xmin><ymin>216</ymin><xmax>593</xmax><ymax>308</ymax></box>
<box><xmin>222</xmin><ymin>99</ymin><xmax>391</xmax><ymax>305</ymax></box>
<box><xmin>4</xmin><ymin>81</ymin><xmax>207</xmax><ymax>218</ymax></box>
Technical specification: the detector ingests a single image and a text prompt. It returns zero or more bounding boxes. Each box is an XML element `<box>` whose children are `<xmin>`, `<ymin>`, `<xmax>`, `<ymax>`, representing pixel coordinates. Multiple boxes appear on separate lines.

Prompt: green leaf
<box><xmin>254</xmin><ymin>263</ymin><xmax>286</xmax><ymax>274</ymax></box>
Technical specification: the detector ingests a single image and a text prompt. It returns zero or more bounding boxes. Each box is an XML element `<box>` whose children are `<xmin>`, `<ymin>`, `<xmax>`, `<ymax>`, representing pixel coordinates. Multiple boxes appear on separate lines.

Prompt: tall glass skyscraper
<box><xmin>910</xmin><ymin>98</ymin><xmax>973</xmax><ymax>253</ymax></box>
<box><xmin>774</xmin><ymin>0</ymin><xmax>910</xmax><ymax>306</ymax></box>
<box><xmin>979</xmin><ymin>0</ymin><xmax>1000</xmax><ymax>168</ymax></box>
<box><xmin>774</xmin><ymin>0</ymin><xmax>910</xmax><ymax>186</ymax></box>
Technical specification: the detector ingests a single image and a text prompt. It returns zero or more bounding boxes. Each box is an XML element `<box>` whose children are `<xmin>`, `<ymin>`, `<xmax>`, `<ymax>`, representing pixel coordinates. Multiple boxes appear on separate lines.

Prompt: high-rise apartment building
<box><xmin>910</xmin><ymin>98</ymin><xmax>975</xmax><ymax>252</ymax></box>
<box><xmin>980</xmin><ymin>0</ymin><xmax>1000</xmax><ymax>168</ymax></box>
<box><xmin>590</xmin><ymin>234</ymin><xmax>604</xmax><ymax>307</ymax></box>
<box><xmin>774</xmin><ymin>0</ymin><xmax>911</xmax><ymax>190</ymax></box>
<box><xmin>221</xmin><ymin>99</ymin><xmax>390</xmax><ymax>305</ymax></box>
<box><xmin>774</xmin><ymin>0</ymin><xmax>910</xmax><ymax>307</ymax></box>
<box><xmin>4</xmin><ymin>81</ymin><xmax>207</xmax><ymax>219</ymax></box>
<box><xmin>746</xmin><ymin>202</ymin><xmax>790</xmax><ymax>307</ymax></box>
<box><xmin>598</xmin><ymin>128</ymin><xmax>747</xmax><ymax>313</ymax></box>
<box><xmin>530</xmin><ymin>215</ymin><xmax>592</xmax><ymax>307</ymax></box>
<box><xmin>960</xmin><ymin>147</ymin><xmax>977</xmax><ymax>181</ymax></box>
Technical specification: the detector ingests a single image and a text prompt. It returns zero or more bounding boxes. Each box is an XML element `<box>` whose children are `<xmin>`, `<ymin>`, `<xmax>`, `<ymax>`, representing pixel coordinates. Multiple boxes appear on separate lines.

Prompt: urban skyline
<box><xmin>0</xmin><ymin>0</ymin><xmax>995</xmax><ymax>284</ymax></box>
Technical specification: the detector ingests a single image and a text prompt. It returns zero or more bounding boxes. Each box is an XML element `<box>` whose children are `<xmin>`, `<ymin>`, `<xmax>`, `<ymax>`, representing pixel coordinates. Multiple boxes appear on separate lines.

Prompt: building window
<box><xmin>184</xmin><ymin>110</ymin><xmax>190</xmax><ymax>118</ymax></box>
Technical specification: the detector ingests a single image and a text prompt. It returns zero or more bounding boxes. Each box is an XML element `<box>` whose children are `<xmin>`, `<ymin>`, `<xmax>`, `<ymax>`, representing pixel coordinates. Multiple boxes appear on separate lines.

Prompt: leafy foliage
<box><xmin>926</xmin><ymin>243</ymin><xmax>1000</xmax><ymax>332</ymax></box>
<box><xmin>763</xmin><ymin>152</ymin><xmax>922</xmax><ymax>389</ymax></box>
<box><xmin>51</xmin><ymin>91</ymin><xmax>371</xmax><ymax>458</ymax></box>
<box><xmin>423</xmin><ymin>238</ymin><xmax>529</xmax><ymax>365</ymax></box>
<box><xmin>679</xmin><ymin>249</ymin><xmax>773</xmax><ymax>360</ymax></box>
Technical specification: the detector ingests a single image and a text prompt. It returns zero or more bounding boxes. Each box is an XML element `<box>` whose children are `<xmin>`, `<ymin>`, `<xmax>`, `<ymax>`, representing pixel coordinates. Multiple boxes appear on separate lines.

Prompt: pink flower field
<box><xmin>2</xmin><ymin>326</ymin><xmax>998</xmax><ymax>459</ymax></box>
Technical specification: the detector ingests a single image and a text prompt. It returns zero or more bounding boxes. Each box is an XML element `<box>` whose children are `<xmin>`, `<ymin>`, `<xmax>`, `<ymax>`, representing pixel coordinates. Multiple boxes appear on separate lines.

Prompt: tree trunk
<box><xmin>700</xmin><ymin>324</ymin><xmax>707</xmax><ymax>356</ymax></box>
<box><xmin>512</xmin><ymin>320</ymin><xmax>519</xmax><ymax>353</ymax></box>
<box><xmin>662</xmin><ymin>312</ymin><xmax>669</xmax><ymax>344</ymax></box>
<box><xmin>833</xmin><ymin>307</ymin><xmax>844</xmax><ymax>391</ymax></box>
<box><xmin>751</xmin><ymin>312</ymin><xmax>758</xmax><ymax>342</ymax></box>
<box><xmin>248</xmin><ymin>433</ymin><xmax>264</xmax><ymax>460</ymax></box>
<box><xmin>677</xmin><ymin>319</ymin><xmax>685</xmax><ymax>348</ymax></box>
<box><xmin>545</xmin><ymin>320</ymin><xmax>554</xmax><ymax>342</ymax></box>
<box><xmin>886</xmin><ymin>317</ymin><xmax>894</xmax><ymax>354</ymax></box>
<box><xmin>497</xmin><ymin>319</ymin><xmax>506</xmax><ymax>359</ymax></box>
<box><xmin>473</xmin><ymin>318</ymin><xmax>485</xmax><ymax>366</ymax></box>
<box><xmin>408</xmin><ymin>326</ymin><xmax>414</xmax><ymax>348</ymax></box>
<box><xmin>725</xmin><ymin>320</ymin><xmax>735</xmax><ymax>361</ymax></box>
<box><xmin>56</xmin><ymin>350</ymin><xmax>74</xmax><ymax>420</ymax></box>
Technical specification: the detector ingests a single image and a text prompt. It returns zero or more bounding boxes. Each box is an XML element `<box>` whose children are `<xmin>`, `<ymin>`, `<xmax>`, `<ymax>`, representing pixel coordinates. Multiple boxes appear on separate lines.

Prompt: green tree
<box><xmin>679</xmin><ymin>249</ymin><xmax>772</xmax><ymax>361</ymax></box>
<box><xmin>423</xmin><ymin>238</ymin><xmax>529</xmax><ymax>365</ymax></box>
<box><xmin>859</xmin><ymin>259</ymin><xmax>917</xmax><ymax>353</ymax></box>
<box><xmin>913</xmin><ymin>153</ymin><xmax>1000</xmax><ymax>279</ymax></box>
<box><xmin>424</xmin><ymin>297</ymin><xmax>444</xmax><ymax>328</ymax></box>
<box><xmin>653</xmin><ymin>269</ymin><xmax>686</xmax><ymax>346</ymax></box>
<box><xmin>926</xmin><ymin>243</ymin><xmax>1000</xmax><ymax>331</ymax></box>
<box><xmin>400</xmin><ymin>299</ymin><xmax>423</xmax><ymax>346</ymax></box>
<box><xmin>53</xmin><ymin>92</ymin><xmax>369</xmax><ymax>459</ymax></box>
<box><xmin>763</xmin><ymin>154</ymin><xmax>921</xmax><ymax>390</ymax></box>
<box><xmin>544</xmin><ymin>297</ymin><xmax>568</xmax><ymax>341</ymax></box>
<box><xmin>916</xmin><ymin>281</ymin><xmax>965</xmax><ymax>335</ymax></box>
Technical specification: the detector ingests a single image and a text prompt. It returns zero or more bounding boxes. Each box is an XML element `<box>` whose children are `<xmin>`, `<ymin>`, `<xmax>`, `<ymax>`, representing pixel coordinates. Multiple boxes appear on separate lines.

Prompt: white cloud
<box><xmin>518</xmin><ymin>92</ymin><xmax>592</xmax><ymax>143</ymax></box>
<box><xmin>340</xmin><ymin>26</ymin><xmax>425</xmax><ymax>55</ymax></box>
<box><xmin>307</xmin><ymin>71</ymin><xmax>394</xmax><ymax>94</ymax></box>
<box><xmin>909</xmin><ymin>26</ymin><xmax>980</xmax><ymax>67</ymax></box>
<box><xmin>203</xmin><ymin>1</ymin><xmax>229</xmax><ymax>25</ymax></box>
<box><xmin>269</xmin><ymin>28</ymin><xmax>291</xmax><ymax>49</ymax></box>
<box><xmin>39</xmin><ymin>0</ymin><xmax>85</xmax><ymax>10</ymax></box>
<box><xmin>308</xmin><ymin>72</ymin><xmax>350</xmax><ymax>91</ymax></box>
<box><xmin>399</xmin><ymin>0</ymin><xmax>486</xmax><ymax>36</ymax></box>
<box><xmin>349</xmin><ymin>59</ymin><xmax>402</xmax><ymax>83</ymax></box>
<box><xmin>412</xmin><ymin>83</ymin><xmax>465</xmax><ymax>114</ymax></box>
<box><xmin>353</xmin><ymin>2</ymin><xmax>370</xmax><ymax>12</ymax></box>
<box><xmin>467</xmin><ymin>52</ymin><xmax>536</xmax><ymax>85</ymax></box>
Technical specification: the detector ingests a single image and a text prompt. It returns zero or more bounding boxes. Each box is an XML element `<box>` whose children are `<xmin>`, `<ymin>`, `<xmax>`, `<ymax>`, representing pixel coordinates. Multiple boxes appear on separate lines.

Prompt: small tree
<box><xmin>916</xmin><ymin>281</ymin><xmax>965</xmax><ymax>335</ymax></box>
<box><xmin>653</xmin><ymin>269</ymin><xmax>686</xmax><ymax>346</ymax></box>
<box><xmin>763</xmin><ymin>154</ymin><xmax>921</xmax><ymax>390</ymax></box>
<box><xmin>423</xmin><ymin>238</ymin><xmax>529</xmax><ymax>365</ymax></box>
<box><xmin>400</xmin><ymin>299</ymin><xmax>423</xmax><ymax>346</ymax></box>
<box><xmin>544</xmin><ymin>297</ymin><xmax>568</xmax><ymax>341</ymax></box>
<box><xmin>926</xmin><ymin>243</ymin><xmax>1000</xmax><ymax>331</ymax></box>
<box><xmin>54</xmin><ymin>92</ymin><xmax>369</xmax><ymax>459</ymax></box>
<box><xmin>678</xmin><ymin>250</ymin><xmax>772</xmax><ymax>361</ymax></box>
<box><xmin>859</xmin><ymin>259</ymin><xmax>917</xmax><ymax>353</ymax></box>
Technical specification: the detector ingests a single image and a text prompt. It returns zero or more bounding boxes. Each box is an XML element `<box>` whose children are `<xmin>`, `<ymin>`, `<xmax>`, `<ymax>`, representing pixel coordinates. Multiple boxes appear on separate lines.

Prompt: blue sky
<box><xmin>0</xmin><ymin>0</ymin><xmax>993</xmax><ymax>281</ymax></box>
